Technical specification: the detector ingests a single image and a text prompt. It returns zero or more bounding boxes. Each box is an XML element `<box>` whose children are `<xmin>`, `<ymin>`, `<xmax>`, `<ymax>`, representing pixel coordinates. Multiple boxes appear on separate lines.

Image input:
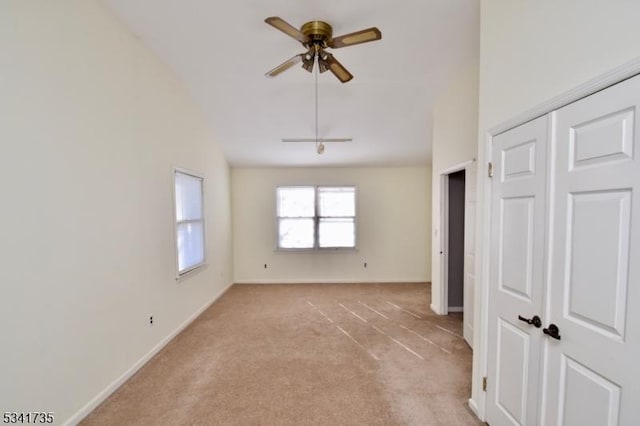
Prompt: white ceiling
<box><xmin>103</xmin><ymin>0</ymin><xmax>479</xmax><ymax>167</ymax></box>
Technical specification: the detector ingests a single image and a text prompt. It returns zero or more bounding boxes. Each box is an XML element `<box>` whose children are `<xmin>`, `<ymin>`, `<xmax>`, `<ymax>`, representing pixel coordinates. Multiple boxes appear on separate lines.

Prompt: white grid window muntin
<box><xmin>174</xmin><ymin>169</ymin><xmax>205</xmax><ymax>276</ymax></box>
<box><xmin>277</xmin><ymin>186</ymin><xmax>356</xmax><ymax>250</ymax></box>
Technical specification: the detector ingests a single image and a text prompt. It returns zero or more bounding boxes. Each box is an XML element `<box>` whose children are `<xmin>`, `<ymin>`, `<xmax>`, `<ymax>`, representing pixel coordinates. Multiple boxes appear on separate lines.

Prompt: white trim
<box><xmin>468</xmin><ymin>398</ymin><xmax>480</xmax><ymax>417</ymax></box>
<box><xmin>440</xmin><ymin>158</ymin><xmax>476</xmax><ymax>176</ymax></box>
<box><xmin>64</xmin><ymin>281</ymin><xmax>233</xmax><ymax>426</ymax></box>
<box><xmin>471</xmin><ymin>131</ymin><xmax>494</xmax><ymax>421</ymax></box>
<box><xmin>470</xmin><ymin>56</ymin><xmax>640</xmax><ymax>422</ymax></box>
<box><xmin>488</xmin><ymin>56</ymin><xmax>640</xmax><ymax>136</ymax></box>
<box><xmin>437</xmin><ymin>158</ymin><xmax>477</xmax><ymax>315</ymax></box>
<box><xmin>234</xmin><ymin>279</ymin><xmax>429</xmax><ymax>284</ymax></box>
<box><xmin>439</xmin><ymin>173</ymin><xmax>450</xmax><ymax>315</ymax></box>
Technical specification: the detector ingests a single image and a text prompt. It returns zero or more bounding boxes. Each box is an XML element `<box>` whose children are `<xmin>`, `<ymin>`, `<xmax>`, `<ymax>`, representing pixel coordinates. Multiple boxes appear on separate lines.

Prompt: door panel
<box><xmin>486</xmin><ymin>115</ymin><xmax>549</xmax><ymax>426</ymax></box>
<box><xmin>570</xmin><ymin>107</ymin><xmax>633</xmax><ymax>168</ymax></box>
<box><xmin>542</xmin><ymin>74</ymin><xmax>640</xmax><ymax>425</ymax></box>
<box><xmin>560</xmin><ymin>355</ymin><xmax>621</xmax><ymax>426</ymax></box>
<box><xmin>566</xmin><ymin>190</ymin><xmax>630</xmax><ymax>338</ymax></box>
<box><xmin>495</xmin><ymin>319</ymin><xmax>531</xmax><ymax>424</ymax></box>
<box><xmin>503</xmin><ymin>141</ymin><xmax>536</xmax><ymax>179</ymax></box>
<box><xmin>499</xmin><ymin>197</ymin><xmax>534</xmax><ymax>300</ymax></box>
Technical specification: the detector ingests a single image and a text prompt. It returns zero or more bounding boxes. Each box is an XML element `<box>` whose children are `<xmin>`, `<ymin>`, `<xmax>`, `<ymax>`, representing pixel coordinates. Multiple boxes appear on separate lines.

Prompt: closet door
<box><xmin>542</xmin><ymin>75</ymin><xmax>640</xmax><ymax>425</ymax></box>
<box><xmin>486</xmin><ymin>115</ymin><xmax>549</xmax><ymax>426</ymax></box>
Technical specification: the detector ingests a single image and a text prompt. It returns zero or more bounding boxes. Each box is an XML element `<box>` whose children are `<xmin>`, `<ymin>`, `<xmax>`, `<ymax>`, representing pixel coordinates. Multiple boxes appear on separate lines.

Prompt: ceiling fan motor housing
<box><xmin>301</xmin><ymin>21</ymin><xmax>332</xmax><ymax>46</ymax></box>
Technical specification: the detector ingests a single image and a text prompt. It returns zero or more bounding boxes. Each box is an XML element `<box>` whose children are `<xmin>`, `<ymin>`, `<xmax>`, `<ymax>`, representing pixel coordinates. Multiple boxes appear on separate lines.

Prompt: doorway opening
<box><xmin>446</xmin><ymin>170</ymin><xmax>466</xmax><ymax>314</ymax></box>
<box><xmin>439</xmin><ymin>160</ymin><xmax>476</xmax><ymax>347</ymax></box>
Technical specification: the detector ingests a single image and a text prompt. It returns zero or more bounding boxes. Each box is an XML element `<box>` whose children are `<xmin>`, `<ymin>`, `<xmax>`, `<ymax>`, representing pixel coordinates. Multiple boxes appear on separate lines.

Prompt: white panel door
<box><xmin>464</xmin><ymin>161</ymin><xmax>477</xmax><ymax>347</ymax></box>
<box><xmin>541</xmin><ymin>74</ymin><xmax>640</xmax><ymax>426</ymax></box>
<box><xmin>486</xmin><ymin>116</ymin><xmax>549</xmax><ymax>426</ymax></box>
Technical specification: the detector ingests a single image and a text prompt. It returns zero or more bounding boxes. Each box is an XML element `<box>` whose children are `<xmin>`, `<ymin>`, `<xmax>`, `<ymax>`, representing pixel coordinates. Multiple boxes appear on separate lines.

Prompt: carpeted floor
<box><xmin>82</xmin><ymin>283</ymin><xmax>482</xmax><ymax>425</ymax></box>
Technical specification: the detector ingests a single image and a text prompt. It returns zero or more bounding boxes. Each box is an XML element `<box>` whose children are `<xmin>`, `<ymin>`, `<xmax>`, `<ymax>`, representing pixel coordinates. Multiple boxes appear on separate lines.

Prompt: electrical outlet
<box><xmin>364</xmin><ymin>262</ymin><xmax>367</xmax><ymax>268</ymax></box>
<box><xmin>264</xmin><ymin>264</ymin><xmax>267</xmax><ymax>269</ymax></box>
<box><xmin>149</xmin><ymin>316</ymin><xmax>154</xmax><ymax>326</ymax></box>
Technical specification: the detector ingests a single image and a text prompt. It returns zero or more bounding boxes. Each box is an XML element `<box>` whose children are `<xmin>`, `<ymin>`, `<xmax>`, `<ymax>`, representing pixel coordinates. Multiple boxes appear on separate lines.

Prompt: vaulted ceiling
<box><xmin>103</xmin><ymin>0</ymin><xmax>479</xmax><ymax>167</ymax></box>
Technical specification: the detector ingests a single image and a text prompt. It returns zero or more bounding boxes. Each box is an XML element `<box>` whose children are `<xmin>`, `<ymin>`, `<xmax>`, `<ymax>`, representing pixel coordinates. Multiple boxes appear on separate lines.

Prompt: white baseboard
<box><xmin>64</xmin><ymin>281</ymin><xmax>234</xmax><ymax>426</ymax></box>
<box><xmin>468</xmin><ymin>398</ymin><xmax>480</xmax><ymax>419</ymax></box>
<box><xmin>448</xmin><ymin>306</ymin><xmax>464</xmax><ymax>312</ymax></box>
<box><xmin>234</xmin><ymin>278</ymin><xmax>428</xmax><ymax>284</ymax></box>
<box><xmin>430</xmin><ymin>303</ymin><xmax>444</xmax><ymax>315</ymax></box>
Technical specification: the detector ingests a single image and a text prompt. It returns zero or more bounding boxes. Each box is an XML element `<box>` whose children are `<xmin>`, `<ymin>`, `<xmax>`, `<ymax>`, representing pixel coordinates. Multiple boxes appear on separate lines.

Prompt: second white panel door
<box><xmin>541</xmin><ymin>73</ymin><xmax>640</xmax><ymax>426</ymax></box>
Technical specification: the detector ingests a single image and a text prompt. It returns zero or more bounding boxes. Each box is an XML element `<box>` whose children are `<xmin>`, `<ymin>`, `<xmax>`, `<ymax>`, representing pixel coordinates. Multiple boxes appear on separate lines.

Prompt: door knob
<box><xmin>543</xmin><ymin>323</ymin><xmax>561</xmax><ymax>340</ymax></box>
<box><xmin>518</xmin><ymin>315</ymin><xmax>542</xmax><ymax>328</ymax></box>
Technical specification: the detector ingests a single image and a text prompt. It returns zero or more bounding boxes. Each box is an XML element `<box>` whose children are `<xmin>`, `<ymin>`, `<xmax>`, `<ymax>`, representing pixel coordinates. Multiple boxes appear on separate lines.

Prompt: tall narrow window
<box><xmin>174</xmin><ymin>169</ymin><xmax>205</xmax><ymax>276</ymax></box>
<box><xmin>276</xmin><ymin>186</ymin><xmax>356</xmax><ymax>249</ymax></box>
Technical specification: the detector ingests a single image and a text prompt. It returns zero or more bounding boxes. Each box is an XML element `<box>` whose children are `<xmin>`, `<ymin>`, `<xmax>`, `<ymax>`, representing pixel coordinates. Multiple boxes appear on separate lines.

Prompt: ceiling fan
<box><xmin>264</xmin><ymin>17</ymin><xmax>382</xmax><ymax>83</ymax></box>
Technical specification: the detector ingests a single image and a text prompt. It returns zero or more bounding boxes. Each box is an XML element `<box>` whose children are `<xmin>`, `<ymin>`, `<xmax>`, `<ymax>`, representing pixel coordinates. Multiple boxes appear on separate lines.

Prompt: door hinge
<box><xmin>487</xmin><ymin>162</ymin><xmax>493</xmax><ymax>178</ymax></box>
<box><xmin>482</xmin><ymin>376</ymin><xmax>487</xmax><ymax>392</ymax></box>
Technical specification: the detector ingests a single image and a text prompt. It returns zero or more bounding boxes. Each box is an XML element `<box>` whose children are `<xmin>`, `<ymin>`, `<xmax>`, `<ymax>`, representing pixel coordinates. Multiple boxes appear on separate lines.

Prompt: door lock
<box><xmin>518</xmin><ymin>315</ymin><xmax>542</xmax><ymax>328</ymax></box>
<box><xmin>543</xmin><ymin>323</ymin><xmax>561</xmax><ymax>340</ymax></box>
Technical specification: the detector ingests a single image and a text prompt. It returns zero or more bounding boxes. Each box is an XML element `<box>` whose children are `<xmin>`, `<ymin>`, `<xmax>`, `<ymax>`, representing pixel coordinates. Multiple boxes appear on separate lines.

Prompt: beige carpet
<box><xmin>82</xmin><ymin>283</ymin><xmax>482</xmax><ymax>425</ymax></box>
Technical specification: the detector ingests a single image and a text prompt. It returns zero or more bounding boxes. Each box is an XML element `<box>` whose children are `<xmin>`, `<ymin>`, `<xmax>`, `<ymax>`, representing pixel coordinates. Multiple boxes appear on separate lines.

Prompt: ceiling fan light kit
<box><xmin>282</xmin><ymin>138</ymin><xmax>352</xmax><ymax>156</ymax></box>
<box><xmin>265</xmin><ymin>16</ymin><xmax>381</xmax><ymax>154</ymax></box>
<box><xmin>281</xmin><ymin>138</ymin><xmax>353</xmax><ymax>143</ymax></box>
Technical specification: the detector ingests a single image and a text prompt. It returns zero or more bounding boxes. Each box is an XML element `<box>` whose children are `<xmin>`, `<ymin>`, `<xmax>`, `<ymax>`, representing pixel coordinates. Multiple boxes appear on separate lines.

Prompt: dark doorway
<box><xmin>447</xmin><ymin>170</ymin><xmax>466</xmax><ymax>311</ymax></box>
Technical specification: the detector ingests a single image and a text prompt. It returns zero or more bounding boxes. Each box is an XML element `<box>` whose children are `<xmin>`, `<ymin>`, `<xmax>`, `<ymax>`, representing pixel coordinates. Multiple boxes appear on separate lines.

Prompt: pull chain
<box><xmin>315</xmin><ymin>53</ymin><xmax>319</xmax><ymax>152</ymax></box>
<box><xmin>314</xmin><ymin>52</ymin><xmax>325</xmax><ymax>155</ymax></box>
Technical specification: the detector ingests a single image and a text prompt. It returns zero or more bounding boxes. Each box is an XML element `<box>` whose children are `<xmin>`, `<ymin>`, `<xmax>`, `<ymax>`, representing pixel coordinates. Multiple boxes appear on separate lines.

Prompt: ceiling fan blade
<box><xmin>328</xmin><ymin>27</ymin><xmax>382</xmax><ymax>49</ymax></box>
<box><xmin>265</xmin><ymin>54</ymin><xmax>303</xmax><ymax>78</ymax></box>
<box><xmin>265</xmin><ymin>17</ymin><xmax>308</xmax><ymax>44</ymax></box>
<box><xmin>321</xmin><ymin>54</ymin><xmax>353</xmax><ymax>83</ymax></box>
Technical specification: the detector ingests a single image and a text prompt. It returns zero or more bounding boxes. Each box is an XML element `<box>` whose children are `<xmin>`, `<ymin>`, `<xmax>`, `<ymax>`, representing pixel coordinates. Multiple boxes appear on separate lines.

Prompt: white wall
<box><xmin>232</xmin><ymin>167</ymin><xmax>431</xmax><ymax>283</ymax></box>
<box><xmin>430</xmin><ymin>66</ymin><xmax>479</xmax><ymax>314</ymax></box>
<box><xmin>472</xmin><ymin>0</ymin><xmax>640</xmax><ymax>416</ymax></box>
<box><xmin>0</xmin><ymin>1</ymin><xmax>233</xmax><ymax>423</ymax></box>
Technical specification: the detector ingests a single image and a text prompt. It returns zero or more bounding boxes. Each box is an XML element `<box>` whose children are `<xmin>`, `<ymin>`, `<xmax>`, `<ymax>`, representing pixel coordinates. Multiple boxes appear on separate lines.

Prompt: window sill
<box><xmin>176</xmin><ymin>262</ymin><xmax>208</xmax><ymax>281</ymax></box>
<box><xmin>274</xmin><ymin>247</ymin><xmax>359</xmax><ymax>253</ymax></box>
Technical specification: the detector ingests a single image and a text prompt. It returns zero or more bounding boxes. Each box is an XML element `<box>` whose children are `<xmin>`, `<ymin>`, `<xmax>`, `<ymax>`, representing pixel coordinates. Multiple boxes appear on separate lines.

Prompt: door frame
<box><xmin>469</xmin><ymin>56</ymin><xmax>640</xmax><ymax>421</ymax></box>
<box><xmin>438</xmin><ymin>159</ymin><xmax>475</xmax><ymax>315</ymax></box>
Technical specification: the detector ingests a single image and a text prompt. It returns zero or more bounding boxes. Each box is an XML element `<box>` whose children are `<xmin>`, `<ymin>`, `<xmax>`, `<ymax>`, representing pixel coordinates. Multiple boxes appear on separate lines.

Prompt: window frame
<box><xmin>173</xmin><ymin>167</ymin><xmax>206</xmax><ymax>279</ymax></box>
<box><xmin>275</xmin><ymin>185</ymin><xmax>358</xmax><ymax>251</ymax></box>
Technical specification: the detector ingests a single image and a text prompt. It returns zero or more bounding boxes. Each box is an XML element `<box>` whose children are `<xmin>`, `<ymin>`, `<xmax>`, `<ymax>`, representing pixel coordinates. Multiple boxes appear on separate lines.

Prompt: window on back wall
<box><xmin>276</xmin><ymin>186</ymin><xmax>356</xmax><ymax>250</ymax></box>
<box><xmin>174</xmin><ymin>169</ymin><xmax>205</xmax><ymax>277</ymax></box>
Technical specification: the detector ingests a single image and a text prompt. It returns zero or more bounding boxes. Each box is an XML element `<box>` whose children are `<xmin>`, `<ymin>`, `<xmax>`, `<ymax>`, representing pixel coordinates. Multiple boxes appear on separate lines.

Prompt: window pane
<box><xmin>279</xmin><ymin>218</ymin><xmax>314</xmax><ymax>248</ymax></box>
<box><xmin>177</xmin><ymin>221</ymin><xmax>204</xmax><ymax>273</ymax></box>
<box><xmin>318</xmin><ymin>187</ymin><xmax>355</xmax><ymax>217</ymax></box>
<box><xmin>319</xmin><ymin>218</ymin><xmax>355</xmax><ymax>248</ymax></box>
<box><xmin>175</xmin><ymin>172</ymin><xmax>203</xmax><ymax>221</ymax></box>
<box><xmin>277</xmin><ymin>187</ymin><xmax>315</xmax><ymax>217</ymax></box>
